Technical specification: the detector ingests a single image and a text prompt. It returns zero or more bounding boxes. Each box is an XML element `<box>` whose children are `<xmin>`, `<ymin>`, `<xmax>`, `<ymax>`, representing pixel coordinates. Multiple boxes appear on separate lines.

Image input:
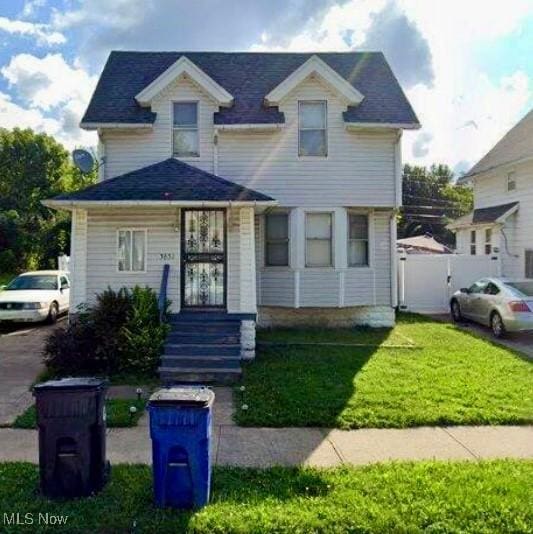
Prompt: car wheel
<box><xmin>451</xmin><ymin>300</ymin><xmax>463</xmax><ymax>323</ymax></box>
<box><xmin>47</xmin><ymin>302</ymin><xmax>58</xmax><ymax>324</ymax></box>
<box><xmin>491</xmin><ymin>311</ymin><xmax>506</xmax><ymax>338</ymax></box>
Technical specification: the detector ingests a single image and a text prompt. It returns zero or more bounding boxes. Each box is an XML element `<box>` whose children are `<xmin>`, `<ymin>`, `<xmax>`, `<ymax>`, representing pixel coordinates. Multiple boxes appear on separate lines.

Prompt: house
<box><xmin>44</xmin><ymin>51</ymin><xmax>419</xmax><ymax>382</ymax></box>
<box><xmin>397</xmin><ymin>234</ymin><xmax>452</xmax><ymax>254</ymax></box>
<box><xmin>448</xmin><ymin>109</ymin><xmax>533</xmax><ymax>279</ymax></box>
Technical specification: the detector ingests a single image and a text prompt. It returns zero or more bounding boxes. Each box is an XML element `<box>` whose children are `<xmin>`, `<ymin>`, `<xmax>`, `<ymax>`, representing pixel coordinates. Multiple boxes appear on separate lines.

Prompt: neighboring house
<box><xmin>397</xmin><ymin>234</ymin><xmax>452</xmax><ymax>254</ymax></box>
<box><xmin>44</xmin><ymin>51</ymin><xmax>419</xmax><ymax>381</ymax></box>
<box><xmin>448</xmin><ymin>110</ymin><xmax>533</xmax><ymax>279</ymax></box>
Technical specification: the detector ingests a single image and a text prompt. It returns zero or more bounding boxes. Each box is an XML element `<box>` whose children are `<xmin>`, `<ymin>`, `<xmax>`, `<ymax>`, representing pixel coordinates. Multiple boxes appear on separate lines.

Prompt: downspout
<box><xmin>213</xmin><ymin>127</ymin><xmax>219</xmax><ymax>175</ymax></box>
<box><xmin>390</xmin><ymin>130</ymin><xmax>402</xmax><ymax>309</ymax></box>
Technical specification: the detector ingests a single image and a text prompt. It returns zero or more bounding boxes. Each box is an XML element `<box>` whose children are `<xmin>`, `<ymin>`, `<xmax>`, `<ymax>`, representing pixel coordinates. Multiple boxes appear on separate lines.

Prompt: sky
<box><xmin>0</xmin><ymin>0</ymin><xmax>532</xmax><ymax>176</ymax></box>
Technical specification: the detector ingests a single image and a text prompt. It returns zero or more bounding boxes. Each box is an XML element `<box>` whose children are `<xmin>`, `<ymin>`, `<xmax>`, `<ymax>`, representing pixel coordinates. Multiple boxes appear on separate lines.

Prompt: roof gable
<box><xmin>264</xmin><ymin>55</ymin><xmax>364</xmax><ymax>106</ymax></box>
<box><xmin>465</xmin><ymin>109</ymin><xmax>533</xmax><ymax>179</ymax></box>
<box><xmin>81</xmin><ymin>51</ymin><xmax>419</xmax><ymax>128</ymax></box>
<box><xmin>135</xmin><ymin>56</ymin><xmax>233</xmax><ymax>107</ymax></box>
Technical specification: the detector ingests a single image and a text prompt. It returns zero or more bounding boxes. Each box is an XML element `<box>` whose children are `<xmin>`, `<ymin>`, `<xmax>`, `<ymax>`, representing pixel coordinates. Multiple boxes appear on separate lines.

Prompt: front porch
<box><xmin>44</xmin><ymin>157</ymin><xmax>276</xmax><ymax>383</ymax></box>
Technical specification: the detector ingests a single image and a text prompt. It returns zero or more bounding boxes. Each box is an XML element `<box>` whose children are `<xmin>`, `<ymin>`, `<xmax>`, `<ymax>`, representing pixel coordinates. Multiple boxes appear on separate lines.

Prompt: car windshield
<box><xmin>5</xmin><ymin>275</ymin><xmax>58</xmax><ymax>291</ymax></box>
<box><xmin>504</xmin><ymin>281</ymin><xmax>533</xmax><ymax>297</ymax></box>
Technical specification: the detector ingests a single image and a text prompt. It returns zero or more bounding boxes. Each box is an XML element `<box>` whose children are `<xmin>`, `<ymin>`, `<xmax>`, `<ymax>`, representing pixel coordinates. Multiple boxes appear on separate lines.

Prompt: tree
<box><xmin>399</xmin><ymin>163</ymin><xmax>473</xmax><ymax>246</ymax></box>
<box><xmin>0</xmin><ymin>128</ymin><xmax>96</xmax><ymax>272</ymax></box>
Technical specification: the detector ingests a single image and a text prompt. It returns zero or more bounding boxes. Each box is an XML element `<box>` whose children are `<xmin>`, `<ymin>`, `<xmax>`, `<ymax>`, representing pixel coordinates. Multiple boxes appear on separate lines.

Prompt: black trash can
<box><xmin>33</xmin><ymin>377</ymin><xmax>109</xmax><ymax>499</ymax></box>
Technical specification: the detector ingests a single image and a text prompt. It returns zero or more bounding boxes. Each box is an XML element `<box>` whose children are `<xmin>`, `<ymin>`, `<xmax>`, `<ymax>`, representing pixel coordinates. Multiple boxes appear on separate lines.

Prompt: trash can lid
<box><xmin>149</xmin><ymin>386</ymin><xmax>214</xmax><ymax>407</ymax></box>
<box><xmin>33</xmin><ymin>377</ymin><xmax>108</xmax><ymax>392</ymax></box>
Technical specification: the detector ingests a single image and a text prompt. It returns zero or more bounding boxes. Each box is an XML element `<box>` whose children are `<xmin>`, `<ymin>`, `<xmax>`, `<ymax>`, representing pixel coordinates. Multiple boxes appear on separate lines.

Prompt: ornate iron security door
<box><xmin>181</xmin><ymin>209</ymin><xmax>226</xmax><ymax>308</ymax></box>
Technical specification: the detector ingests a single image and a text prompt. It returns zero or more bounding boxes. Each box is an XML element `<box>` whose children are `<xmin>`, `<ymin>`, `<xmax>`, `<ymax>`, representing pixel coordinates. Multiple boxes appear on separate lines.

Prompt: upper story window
<box><xmin>507</xmin><ymin>171</ymin><xmax>516</xmax><ymax>192</ymax></box>
<box><xmin>348</xmin><ymin>214</ymin><xmax>369</xmax><ymax>267</ymax></box>
<box><xmin>173</xmin><ymin>102</ymin><xmax>199</xmax><ymax>157</ymax></box>
<box><xmin>306</xmin><ymin>212</ymin><xmax>332</xmax><ymax>267</ymax></box>
<box><xmin>265</xmin><ymin>212</ymin><xmax>289</xmax><ymax>266</ymax></box>
<box><xmin>298</xmin><ymin>101</ymin><xmax>327</xmax><ymax>157</ymax></box>
<box><xmin>118</xmin><ymin>229</ymin><xmax>146</xmax><ymax>272</ymax></box>
<box><xmin>470</xmin><ymin>230</ymin><xmax>476</xmax><ymax>255</ymax></box>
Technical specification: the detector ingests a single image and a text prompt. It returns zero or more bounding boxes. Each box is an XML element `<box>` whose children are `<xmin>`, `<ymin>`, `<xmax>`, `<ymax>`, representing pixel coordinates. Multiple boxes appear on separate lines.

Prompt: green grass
<box><xmin>0</xmin><ymin>460</ymin><xmax>530</xmax><ymax>533</ymax></box>
<box><xmin>12</xmin><ymin>399</ymin><xmax>146</xmax><ymax>429</ymax></box>
<box><xmin>236</xmin><ymin>313</ymin><xmax>533</xmax><ymax>428</ymax></box>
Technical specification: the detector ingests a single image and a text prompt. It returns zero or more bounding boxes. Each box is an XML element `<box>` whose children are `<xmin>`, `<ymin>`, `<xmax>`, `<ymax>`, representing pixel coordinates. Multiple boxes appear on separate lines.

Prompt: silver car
<box><xmin>450</xmin><ymin>278</ymin><xmax>533</xmax><ymax>337</ymax></box>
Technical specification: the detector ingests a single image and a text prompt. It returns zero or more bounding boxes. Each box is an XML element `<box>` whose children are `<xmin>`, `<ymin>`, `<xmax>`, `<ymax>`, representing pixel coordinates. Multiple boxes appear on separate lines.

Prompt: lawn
<box><xmin>13</xmin><ymin>399</ymin><xmax>146</xmax><ymax>429</ymax></box>
<box><xmin>236</xmin><ymin>313</ymin><xmax>533</xmax><ymax>428</ymax></box>
<box><xmin>0</xmin><ymin>460</ymin><xmax>530</xmax><ymax>533</ymax></box>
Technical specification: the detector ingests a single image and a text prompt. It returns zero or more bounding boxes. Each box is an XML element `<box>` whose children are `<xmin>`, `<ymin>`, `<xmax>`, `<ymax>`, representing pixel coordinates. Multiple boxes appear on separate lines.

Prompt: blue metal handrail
<box><xmin>158</xmin><ymin>264</ymin><xmax>170</xmax><ymax>322</ymax></box>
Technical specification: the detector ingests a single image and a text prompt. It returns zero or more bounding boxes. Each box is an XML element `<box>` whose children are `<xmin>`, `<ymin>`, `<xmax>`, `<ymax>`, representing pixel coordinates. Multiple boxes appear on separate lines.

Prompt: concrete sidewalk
<box><xmin>2</xmin><ymin>422</ymin><xmax>532</xmax><ymax>467</ymax></box>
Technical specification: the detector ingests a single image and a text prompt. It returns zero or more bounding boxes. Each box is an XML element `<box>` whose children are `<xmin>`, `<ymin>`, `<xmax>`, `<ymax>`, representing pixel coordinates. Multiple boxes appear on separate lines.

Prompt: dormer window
<box><xmin>299</xmin><ymin>101</ymin><xmax>327</xmax><ymax>157</ymax></box>
<box><xmin>173</xmin><ymin>102</ymin><xmax>199</xmax><ymax>157</ymax></box>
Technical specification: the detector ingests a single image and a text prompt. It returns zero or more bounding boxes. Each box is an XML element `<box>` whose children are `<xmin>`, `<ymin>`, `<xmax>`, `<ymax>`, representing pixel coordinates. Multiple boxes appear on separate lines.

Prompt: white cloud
<box><xmin>1</xmin><ymin>53</ymin><xmax>96</xmax><ymax>111</ymax></box>
<box><xmin>21</xmin><ymin>0</ymin><xmax>47</xmax><ymax>18</ymax></box>
<box><xmin>0</xmin><ymin>16</ymin><xmax>65</xmax><ymax>46</ymax></box>
<box><xmin>0</xmin><ymin>54</ymin><xmax>97</xmax><ymax>149</ymax></box>
<box><xmin>251</xmin><ymin>0</ymin><xmax>533</xmax><ymax>171</ymax></box>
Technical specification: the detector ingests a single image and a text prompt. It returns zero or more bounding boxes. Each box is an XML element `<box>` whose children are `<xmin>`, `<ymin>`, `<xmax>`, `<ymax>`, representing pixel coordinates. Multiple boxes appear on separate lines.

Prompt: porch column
<box><xmin>69</xmin><ymin>209</ymin><xmax>88</xmax><ymax>314</ymax></box>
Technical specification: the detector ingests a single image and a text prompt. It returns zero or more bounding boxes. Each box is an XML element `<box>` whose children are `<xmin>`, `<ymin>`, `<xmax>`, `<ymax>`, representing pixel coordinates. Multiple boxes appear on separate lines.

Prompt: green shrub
<box><xmin>0</xmin><ymin>249</ymin><xmax>17</xmax><ymax>273</ymax></box>
<box><xmin>121</xmin><ymin>287</ymin><xmax>170</xmax><ymax>374</ymax></box>
<box><xmin>43</xmin><ymin>286</ymin><xmax>169</xmax><ymax>377</ymax></box>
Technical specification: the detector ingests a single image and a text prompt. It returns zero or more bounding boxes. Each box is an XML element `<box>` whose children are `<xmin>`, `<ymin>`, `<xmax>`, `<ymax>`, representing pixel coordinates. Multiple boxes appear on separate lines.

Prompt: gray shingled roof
<box><xmin>51</xmin><ymin>158</ymin><xmax>274</xmax><ymax>203</ymax></box>
<box><xmin>466</xmin><ymin>109</ymin><xmax>533</xmax><ymax>178</ymax></box>
<box><xmin>82</xmin><ymin>51</ymin><xmax>419</xmax><ymax>126</ymax></box>
<box><xmin>472</xmin><ymin>202</ymin><xmax>519</xmax><ymax>224</ymax></box>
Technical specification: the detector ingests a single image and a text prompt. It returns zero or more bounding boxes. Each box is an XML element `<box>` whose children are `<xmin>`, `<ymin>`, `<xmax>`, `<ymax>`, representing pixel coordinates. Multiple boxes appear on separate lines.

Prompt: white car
<box><xmin>0</xmin><ymin>271</ymin><xmax>70</xmax><ymax>324</ymax></box>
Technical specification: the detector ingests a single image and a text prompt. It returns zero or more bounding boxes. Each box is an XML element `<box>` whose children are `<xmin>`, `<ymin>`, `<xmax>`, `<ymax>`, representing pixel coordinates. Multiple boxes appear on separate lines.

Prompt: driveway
<box><xmin>0</xmin><ymin>319</ymin><xmax>65</xmax><ymax>426</ymax></box>
<box><xmin>431</xmin><ymin>314</ymin><xmax>533</xmax><ymax>359</ymax></box>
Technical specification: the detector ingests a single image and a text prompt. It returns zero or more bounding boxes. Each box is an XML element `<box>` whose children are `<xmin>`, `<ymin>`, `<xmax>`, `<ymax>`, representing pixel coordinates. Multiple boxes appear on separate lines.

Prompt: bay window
<box><xmin>348</xmin><ymin>214</ymin><xmax>369</xmax><ymax>266</ymax></box>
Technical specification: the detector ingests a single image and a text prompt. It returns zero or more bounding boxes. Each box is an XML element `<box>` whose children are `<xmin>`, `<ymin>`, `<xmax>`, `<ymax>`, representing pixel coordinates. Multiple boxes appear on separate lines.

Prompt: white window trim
<box><xmin>171</xmin><ymin>100</ymin><xmax>200</xmax><ymax>159</ymax></box>
<box><xmin>347</xmin><ymin>210</ymin><xmax>373</xmax><ymax>269</ymax></box>
<box><xmin>305</xmin><ymin>211</ymin><xmax>334</xmax><ymax>268</ymax></box>
<box><xmin>116</xmin><ymin>228</ymin><xmax>148</xmax><ymax>274</ymax></box>
<box><xmin>298</xmin><ymin>100</ymin><xmax>328</xmax><ymax>159</ymax></box>
<box><xmin>263</xmin><ymin>209</ymin><xmax>291</xmax><ymax>269</ymax></box>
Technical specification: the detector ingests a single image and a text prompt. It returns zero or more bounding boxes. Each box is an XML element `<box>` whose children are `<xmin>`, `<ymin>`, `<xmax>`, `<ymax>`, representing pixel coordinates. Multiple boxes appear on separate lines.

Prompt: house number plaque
<box><xmin>159</xmin><ymin>253</ymin><xmax>175</xmax><ymax>260</ymax></box>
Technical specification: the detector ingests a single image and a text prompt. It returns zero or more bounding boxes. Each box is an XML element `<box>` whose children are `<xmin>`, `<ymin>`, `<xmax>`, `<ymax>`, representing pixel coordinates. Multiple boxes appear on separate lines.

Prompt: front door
<box><xmin>181</xmin><ymin>209</ymin><xmax>226</xmax><ymax>308</ymax></box>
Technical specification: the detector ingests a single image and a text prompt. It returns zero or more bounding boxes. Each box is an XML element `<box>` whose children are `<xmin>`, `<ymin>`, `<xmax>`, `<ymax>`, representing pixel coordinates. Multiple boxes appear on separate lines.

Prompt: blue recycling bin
<box><xmin>148</xmin><ymin>386</ymin><xmax>215</xmax><ymax>509</ymax></box>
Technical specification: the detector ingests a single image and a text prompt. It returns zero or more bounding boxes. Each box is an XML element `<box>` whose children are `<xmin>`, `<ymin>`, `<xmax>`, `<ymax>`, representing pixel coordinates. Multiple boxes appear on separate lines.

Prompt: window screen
<box><xmin>265</xmin><ymin>213</ymin><xmax>289</xmax><ymax>266</ymax></box>
<box><xmin>306</xmin><ymin>213</ymin><xmax>332</xmax><ymax>267</ymax></box>
<box><xmin>299</xmin><ymin>101</ymin><xmax>327</xmax><ymax>157</ymax></box>
<box><xmin>173</xmin><ymin>102</ymin><xmax>199</xmax><ymax>157</ymax></box>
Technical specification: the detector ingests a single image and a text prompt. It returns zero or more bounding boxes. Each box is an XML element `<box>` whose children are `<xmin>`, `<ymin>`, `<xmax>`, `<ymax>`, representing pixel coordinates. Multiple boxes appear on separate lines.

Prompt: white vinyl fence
<box><xmin>398</xmin><ymin>252</ymin><xmax>501</xmax><ymax>314</ymax></box>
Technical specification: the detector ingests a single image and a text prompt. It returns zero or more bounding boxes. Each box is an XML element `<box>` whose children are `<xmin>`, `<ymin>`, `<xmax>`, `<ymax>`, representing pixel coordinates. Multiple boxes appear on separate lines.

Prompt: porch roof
<box><xmin>44</xmin><ymin>158</ymin><xmax>276</xmax><ymax>208</ymax></box>
<box><xmin>447</xmin><ymin>201</ymin><xmax>519</xmax><ymax>230</ymax></box>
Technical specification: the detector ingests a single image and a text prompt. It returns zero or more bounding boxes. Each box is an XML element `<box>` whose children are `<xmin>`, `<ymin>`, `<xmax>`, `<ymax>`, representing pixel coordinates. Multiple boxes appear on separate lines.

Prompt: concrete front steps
<box><xmin>159</xmin><ymin>312</ymin><xmax>245</xmax><ymax>384</ymax></box>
